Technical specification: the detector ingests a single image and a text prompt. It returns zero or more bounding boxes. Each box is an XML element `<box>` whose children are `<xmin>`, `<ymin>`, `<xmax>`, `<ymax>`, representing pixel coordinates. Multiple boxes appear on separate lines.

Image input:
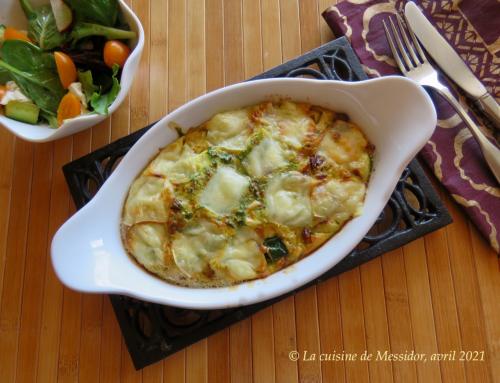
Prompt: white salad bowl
<box><xmin>51</xmin><ymin>76</ymin><xmax>436</xmax><ymax>309</ymax></box>
<box><xmin>0</xmin><ymin>0</ymin><xmax>144</xmax><ymax>142</ymax></box>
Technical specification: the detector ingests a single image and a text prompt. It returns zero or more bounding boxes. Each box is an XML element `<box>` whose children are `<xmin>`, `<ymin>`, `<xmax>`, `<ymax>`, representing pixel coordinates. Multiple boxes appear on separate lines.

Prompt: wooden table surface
<box><xmin>0</xmin><ymin>0</ymin><xmax>499</xmax><ymax>382</ymax></box>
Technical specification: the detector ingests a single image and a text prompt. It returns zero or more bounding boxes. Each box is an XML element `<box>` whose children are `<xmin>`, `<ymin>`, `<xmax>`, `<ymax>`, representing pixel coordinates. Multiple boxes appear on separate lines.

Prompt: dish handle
<box><xmin>51</xmin><ymin>203</ymin><xmax>122</xmax><ymax>294</ymax></box>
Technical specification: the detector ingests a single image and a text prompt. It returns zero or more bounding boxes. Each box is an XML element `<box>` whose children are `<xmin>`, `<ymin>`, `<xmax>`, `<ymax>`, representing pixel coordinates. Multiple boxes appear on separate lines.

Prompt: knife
<box><xmin>404</xmin><ymin>2</ymin><xmax>500</xmax><ymax>128</ymax></box>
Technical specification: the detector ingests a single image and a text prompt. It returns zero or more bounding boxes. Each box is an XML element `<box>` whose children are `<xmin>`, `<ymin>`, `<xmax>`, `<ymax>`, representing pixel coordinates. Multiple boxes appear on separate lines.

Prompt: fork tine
<box><xmin>388</xmin><ymin>16</ymin><xmax>414</xmax><ymax>70</ymax></box>
<box><xmin>402</xmin><ymin>12</ymin><xmax>428</xmax><ymax>62</ymax></box>
<box><xmin>396</xmin><ymin>14</ymin><xmax>420</xmax><ymax>65</ymax></box>
<box><xmin>383</xmin><ymin>19</ymin><xmax>407</xmax><ymax>74</ymax></box>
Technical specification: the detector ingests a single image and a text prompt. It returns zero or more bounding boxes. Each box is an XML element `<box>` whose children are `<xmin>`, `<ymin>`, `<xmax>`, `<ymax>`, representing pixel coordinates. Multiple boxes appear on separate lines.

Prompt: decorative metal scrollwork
<box><xmin>284</xmin><ymin>48</ymin><xmax>355</xmax><ymax>81</ymax></box>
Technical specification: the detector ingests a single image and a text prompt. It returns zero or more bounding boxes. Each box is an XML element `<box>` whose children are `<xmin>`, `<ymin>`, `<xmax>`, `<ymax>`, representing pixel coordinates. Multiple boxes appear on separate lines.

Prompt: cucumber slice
<box><xmin>5</xmin><ymin>101</ymin><xmax>40</xmax><ymax>124</ymax></box>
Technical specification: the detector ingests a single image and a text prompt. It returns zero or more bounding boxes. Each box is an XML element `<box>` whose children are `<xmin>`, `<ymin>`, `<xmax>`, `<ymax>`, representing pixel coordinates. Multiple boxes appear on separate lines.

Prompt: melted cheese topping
<box><xmin>171</xmin><ymin>220</ymin><xmax>226</xmax><ymax>277</ymax></box>
<box><xmin>199</xmin><ymin>166</ymin><xmax>250</xmax><ymax>215</ymax></box>
<box><xmin>126</xmin><ymin>223</ymin><xmax>167</xmax><ymax>269</ymax></box>
<box><xmin>318</xmin><ymin>122</ymin><xmax>367</xmax><ymax>162</ymax></box>
<box><xmin>210</xmin><ymin>228</ymin><xmax>266</xmax><ymax>281</ymax></box>
<box><xmin>123</xmin><ymin>175</ymin><xmax>172</xmax><ymax>226</ymax></box>
<box><xmin>312</xmin><ymin>179</ymin><xmax>366</xmax><ymax>221</ymax></box>
<box><xmin>121</xmin><ymin>101</ymin><xmax>373</xmax><ymax>288</ymax></box>
<box><xmin>243</xmin><ymin>137</ymin><xmax>288</xmax><ymax>177</ymax></box>
<box><xmin>265</xmin><ymin>171</ymin><xmax>313</xmax><ymax>227</ymax></box>
<box><xmin>148</xmin><ymin>139</ymin><xmax>210</xmax><ymax>184</ymax></box>
<box><xmin>260</xmin><ymin>101</ymin><xmax>314</xmax><ymax>149</ymax></box>
<box><xmin>206</xmin><ymin>109</ymin><xmax>250</xmax><ymax>151</ymax></box>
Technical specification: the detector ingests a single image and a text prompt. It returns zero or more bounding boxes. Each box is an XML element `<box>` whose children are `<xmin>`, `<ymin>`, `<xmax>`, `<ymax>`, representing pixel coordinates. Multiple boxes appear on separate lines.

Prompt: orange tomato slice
<box><xmin>103</xmin><ymin>40</ymin><xmax>131</xmax><ymax>68</ymax></box>
<box><xmin>0</xmin><ymin>85</ymin><xmax>6</xmax><ymax>102</ymax></box>
<box><xmin>57</xmin><ymin>92</ymin><xmax>81</xmax><ymax>126</ymax></box>
<box><xmin>0</xmin><ymin>85</ymin><xmax>6</xmax><ymax>114</ymax></box>
<box><xmin>54</xmin><ymin>51</ymin><xmax>77</xmax><ymax>89</ymax></box>
<box><xmin>4</xmin><ymin>27</ymin><xmax>31</xmax><ymax>42</ymax></box>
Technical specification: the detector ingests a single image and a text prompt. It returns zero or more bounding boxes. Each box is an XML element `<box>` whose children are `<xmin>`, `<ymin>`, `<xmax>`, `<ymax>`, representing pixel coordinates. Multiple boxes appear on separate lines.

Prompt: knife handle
<box><xmin>476</xmin><ymin>93</ymin><xmax>500</xmax><ymax>129</ymax></box>
<box><xmin>437</xmin><ymin>87</ymin><xmax>500</xmax><ymax>184</ymax></box>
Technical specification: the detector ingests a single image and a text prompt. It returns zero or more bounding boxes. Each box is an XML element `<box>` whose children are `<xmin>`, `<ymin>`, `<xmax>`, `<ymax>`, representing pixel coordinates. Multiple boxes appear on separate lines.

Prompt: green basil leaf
<box><xmin>263</xmin><ymin>236</ymin><xmax>288</xmax><ymax>263</ymax></box>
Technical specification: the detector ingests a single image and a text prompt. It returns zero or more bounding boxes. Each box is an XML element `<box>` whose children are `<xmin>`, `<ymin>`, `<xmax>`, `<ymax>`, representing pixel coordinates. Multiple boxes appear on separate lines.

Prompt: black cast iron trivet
<box><xmin>62</xmin><ymin>36</ymin><xmax>452</xmax><ymax>369</ymax></box>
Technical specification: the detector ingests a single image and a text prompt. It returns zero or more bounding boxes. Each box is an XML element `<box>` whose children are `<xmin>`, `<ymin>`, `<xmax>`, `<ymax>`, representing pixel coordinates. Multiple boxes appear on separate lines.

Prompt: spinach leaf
<box><xmin>28</xmin><ymin>6</ymin><xmax>68</xmax><ymax>50</ymax></box>
<box><xmin>263</xmin><ymin>236</ymin><xmax>288</xmax><ymax>263</ymax></box>
<box><xmin>0</xmin><ymin>40</ymin><xmax>65</xmax><ymax>114</ymax></box>
<box><xmin>20</xmin><ymin>1</ymin><xmax>68</xmax><ymax>50</ymax></box>
<box><xmin>71</xmin><ymin>22</ymin><xmax>136</xmax><ymax>43</ymax></box>
<box><xmin>89</xmin><ymin>64</ymin><xmax>120</xmax><ymax>114</ymax></box>
<box><xmin>1</xmin><ymin>39</ymin><xmax>57</xmax><ymax>71</ymax></box>
<box><xmin>65</xmin><ymin>0</ymin><xmax>119</xmax><ymax>27</ymax></box>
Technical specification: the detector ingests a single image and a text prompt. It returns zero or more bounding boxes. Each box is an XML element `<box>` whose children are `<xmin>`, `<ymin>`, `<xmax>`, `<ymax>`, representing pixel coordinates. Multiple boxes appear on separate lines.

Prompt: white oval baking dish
<box><xmin>51</xmin><ymin>76</ymin><xmax>436</xmax><ymax>309</ymax></box>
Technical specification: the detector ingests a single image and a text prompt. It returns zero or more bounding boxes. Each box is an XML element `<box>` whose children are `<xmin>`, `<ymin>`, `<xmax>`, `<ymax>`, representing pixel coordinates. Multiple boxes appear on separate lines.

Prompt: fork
<box><xmin>383</xmin><ymin>14</ymin><xmax>500</xmax><ymax>184</ymax></box>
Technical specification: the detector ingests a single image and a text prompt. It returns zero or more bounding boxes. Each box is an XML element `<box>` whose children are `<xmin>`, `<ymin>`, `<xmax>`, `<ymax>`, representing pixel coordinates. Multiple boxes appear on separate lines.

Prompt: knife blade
<box><xmin>404</xmin><ymin>2</ymin><xmax>500</xmax><ymax>128</ymax></box>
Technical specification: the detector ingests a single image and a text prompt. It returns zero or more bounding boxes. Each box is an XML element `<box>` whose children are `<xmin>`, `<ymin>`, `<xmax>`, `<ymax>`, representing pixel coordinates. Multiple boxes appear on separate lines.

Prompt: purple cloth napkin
<box><xmin>323</xmin><ymin>0</ymin><xmax>500</xmax><ymax>252</ymax></box>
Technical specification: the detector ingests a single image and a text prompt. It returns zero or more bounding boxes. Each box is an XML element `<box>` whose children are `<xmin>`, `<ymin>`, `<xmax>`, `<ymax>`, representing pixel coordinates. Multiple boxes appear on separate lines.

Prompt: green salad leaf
<box><xmin>40</xmin><ymin>109</ymin><xmax>58</xmax><ymax>128</ymax></box>
<box><xmin>19</xmin><ymin>0</ymin><xmax>35</xmax><ymax>18</ymax></box>
<box><xmin>89</xmin><ymin>64</ymin><xmax>121</xmax><ymax>114</ymax></box>
<box><xmin>77</xmin><ymin>66</ymin><xmax>121</xmax><ymax>115</ymax></box>
<box><xmin>71</xmin><ymin>22</ymin><xmax>136</xmax><ymax>43</ymax></box>
<box><xmin>0</xmin><ymin>67</ymin><xmax>12</xmax><ymax>84</ymax></box>
<box><xmin>65</xmin><ymin>0</ymin><xmax>119</xmax><ymax>27</ymax></box>
<box><xmin>20</xmin><ymin>0</ymin><xmax>68</xmax><ymax>50</ymax></box>
<box><xmin>28</xmin><ymin>5</ymin><xmax>68</xmax><ymax>50</ymax></box>
<box><xmin>77</xmin><ymin>70</ymin><xmax>98</xmax><ymax>99</ymax></box>
<box><xmin>0</xmin><ymin>40</ymin><xmax>65</xmax><ymax>114</ymax></box>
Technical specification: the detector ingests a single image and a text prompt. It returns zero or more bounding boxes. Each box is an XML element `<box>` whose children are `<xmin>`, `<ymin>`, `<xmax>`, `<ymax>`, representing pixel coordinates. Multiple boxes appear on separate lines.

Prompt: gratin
<box><xmin>121</xmin><ymin>101</ymin><xmax>373</xmax><ymax>287</ymax></box>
